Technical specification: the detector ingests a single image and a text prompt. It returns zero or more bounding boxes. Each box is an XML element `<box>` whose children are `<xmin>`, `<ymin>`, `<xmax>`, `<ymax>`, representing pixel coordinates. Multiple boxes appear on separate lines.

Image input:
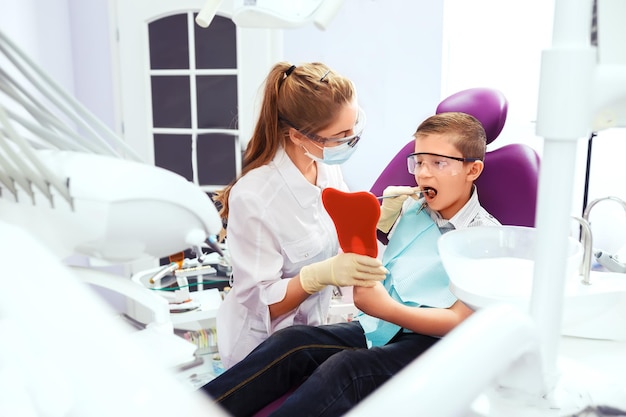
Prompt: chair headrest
<box><xmin>436</xmin><ymin>88</ymin><xmax>508</xmax><ymax>145</ymax></box>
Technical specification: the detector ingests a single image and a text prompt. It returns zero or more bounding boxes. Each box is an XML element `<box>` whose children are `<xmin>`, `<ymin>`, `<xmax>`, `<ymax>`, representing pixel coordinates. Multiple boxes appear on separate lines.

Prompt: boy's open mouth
<box><xmin>421</xmin><ymin>186</ymin><xmax>437</xmax><ymax>198</ymax></box>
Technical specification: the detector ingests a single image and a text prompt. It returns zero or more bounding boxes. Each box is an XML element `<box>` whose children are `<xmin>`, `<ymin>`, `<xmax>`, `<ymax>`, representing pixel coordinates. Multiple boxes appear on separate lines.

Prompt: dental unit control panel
<box><xmin>130</xmin><ymin>238</ymin><xmax>231</xmax><ymax>327</ymax></box>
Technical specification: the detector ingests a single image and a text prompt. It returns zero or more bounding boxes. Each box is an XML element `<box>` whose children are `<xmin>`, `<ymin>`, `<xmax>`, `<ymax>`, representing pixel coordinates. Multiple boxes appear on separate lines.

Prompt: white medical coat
<box><xmin>217</xmin><ymin>147</ymin><xmax>349</xmax><ymax>368</ymax></box>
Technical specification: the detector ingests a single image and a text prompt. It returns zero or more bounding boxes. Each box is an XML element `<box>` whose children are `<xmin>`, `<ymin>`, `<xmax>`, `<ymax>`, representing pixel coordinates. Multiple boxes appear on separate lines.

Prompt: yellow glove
<box><xmin>377</xmin><ymin>186</ymin><xmax>422</xmax><ymax>233</ymax></box>
<box><xmin>299</xmin><ymin>253</ymin><xmax>388</xmax><ymax>295</ymax></box>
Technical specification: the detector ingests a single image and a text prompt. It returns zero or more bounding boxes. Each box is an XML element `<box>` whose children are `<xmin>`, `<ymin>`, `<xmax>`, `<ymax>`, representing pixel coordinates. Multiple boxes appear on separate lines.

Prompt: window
<box><xmin>148</xmin><ymin>13</ymin><xmax>240</xmax><ymax>191</ymax></box>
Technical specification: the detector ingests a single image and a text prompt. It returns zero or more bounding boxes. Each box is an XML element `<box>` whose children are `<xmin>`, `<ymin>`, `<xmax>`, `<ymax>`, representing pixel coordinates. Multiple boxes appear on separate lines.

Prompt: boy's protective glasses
<box><xmin>407</xmin><ymin>152</ymin><xmax>481</xmax><ymax>174</ymax></box>
<box><xmin>282</xmin><ymin>108</ymin><xmax>366</xmax><ymax>148</ymax></box>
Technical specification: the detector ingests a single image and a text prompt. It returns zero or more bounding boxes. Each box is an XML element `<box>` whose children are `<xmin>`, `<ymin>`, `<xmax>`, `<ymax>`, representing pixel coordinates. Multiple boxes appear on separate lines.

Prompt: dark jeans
<box><xmin>201</xmin><ymin>322</ymin><xmax>439</xmax><ymax>417</ymax></box>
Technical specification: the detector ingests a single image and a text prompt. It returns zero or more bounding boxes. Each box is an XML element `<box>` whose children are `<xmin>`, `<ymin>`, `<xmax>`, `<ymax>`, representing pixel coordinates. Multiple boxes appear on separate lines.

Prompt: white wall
<box><xmin>0</xmin><ymin>0</ymin><xmax>75</xmax><ymax>95</ymax></box>
<box><xmin>442</xmin><ymin>0</ymin><xmax>554</xmax><ymax>154</ymax></box>
<box><xmin>0</xmin><ymin>0</ymin><xmax>117</xmax><ymax>131</ymax></box>
<box><xmin>67</xmin><ymin>0</ymin><xmax>118</xmax><ymax>130</ymax></box>
<box><xmin>283</xmin><ymin>0</ymin><xmax>444</xmax><ymax>193</ymax></box>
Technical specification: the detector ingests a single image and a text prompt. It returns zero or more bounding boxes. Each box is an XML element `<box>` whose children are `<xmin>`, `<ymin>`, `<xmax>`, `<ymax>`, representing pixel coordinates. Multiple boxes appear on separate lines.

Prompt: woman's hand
<box><xmin>299</xmin><ymin>253</ymin><xmax>387</xmax><ymax>294</ymax></box>
<box><xmin>377</xmin><ymin>186</ymin><xmax>421</xmax><ymax>233</ymax></box>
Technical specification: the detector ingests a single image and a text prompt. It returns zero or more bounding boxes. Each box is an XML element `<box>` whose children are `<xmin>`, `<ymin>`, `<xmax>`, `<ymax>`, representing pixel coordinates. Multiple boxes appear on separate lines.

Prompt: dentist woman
<box><xmin>212</xmin><ymin>62</ymin><xmax>387</xmax><ymax>369</ymax></box>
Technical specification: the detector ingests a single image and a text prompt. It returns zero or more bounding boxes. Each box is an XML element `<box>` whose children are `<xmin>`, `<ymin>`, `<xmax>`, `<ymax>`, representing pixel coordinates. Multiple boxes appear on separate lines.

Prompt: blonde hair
<box><xmin>213</xmin><ymin>62</ymin><xmax>356</xmax><ymax>220</ymax></box>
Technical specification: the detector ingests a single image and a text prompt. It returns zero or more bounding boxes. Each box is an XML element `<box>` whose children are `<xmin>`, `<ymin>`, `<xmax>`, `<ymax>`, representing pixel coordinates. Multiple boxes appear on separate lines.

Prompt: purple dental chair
<box><xmin>369</xmin><ymin>87</ymin><xmax>540</xmax><ymax>236</ymax></box>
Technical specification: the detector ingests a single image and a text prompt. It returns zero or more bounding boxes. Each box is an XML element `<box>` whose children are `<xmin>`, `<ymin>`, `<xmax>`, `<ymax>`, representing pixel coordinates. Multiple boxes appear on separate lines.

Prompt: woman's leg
<box><xmin>201</xmin><ymin>322</ymin><xmax>366</xmax><ymax>417</ymax></box>
<box><xmin>271</xmin><ymin>332</ymin><xmax>439</xmax><ymax>417</ymax></box>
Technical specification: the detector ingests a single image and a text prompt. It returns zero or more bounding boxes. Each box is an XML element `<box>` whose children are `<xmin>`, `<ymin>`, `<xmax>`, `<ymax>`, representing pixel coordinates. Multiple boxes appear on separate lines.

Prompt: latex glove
<box><xmin>299</xmin><ymin>253</ymin><xmax>388</xmax><ymax>295</ymax></box>
<box><xmin>377</xmin><ymin>186</ymin><xmax>421</xmax><ymax>233</ymax></box>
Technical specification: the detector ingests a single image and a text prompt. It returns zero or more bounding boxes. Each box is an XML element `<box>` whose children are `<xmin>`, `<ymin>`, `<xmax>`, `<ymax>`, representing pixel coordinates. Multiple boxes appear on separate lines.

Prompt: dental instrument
<box><xmin>375</xmin><ymin>188</ymin><xmax>436</xmax><ymax>200</ymax></box>
<box><xmin>175</xmin><ymin>263</ymin><xmax>219</xmax><ymax>279</ymax></box>
<box><xmin>205</xmin><ymin>234</ymin><xmax>225</xmax><ymax>258</ymax></box>
<box><xmin>595</xmin><ymin>250</ymin><xmax>626</xmax><ymax>273</ymax></box>
<box><xmin>572</xmin><ymin>216</ymin><xmax>594</xmax><ymax>285</ymax></box>
<box><xmin>149</xmin><ymin>262</ymin><xmax>180</xmax><ymax>284</ymax></box>
<box><xmin>583</xmin><ymin>196</ymin><xmax>626</xmax><ymax>276</ymax></box>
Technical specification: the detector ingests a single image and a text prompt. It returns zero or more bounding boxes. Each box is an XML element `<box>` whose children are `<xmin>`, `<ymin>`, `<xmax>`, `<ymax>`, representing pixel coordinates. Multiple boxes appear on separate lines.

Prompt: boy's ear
<box><xmin>467</xmin><ymin>160</ymin><xmax>484</xmax><ymax>182</ymax></box>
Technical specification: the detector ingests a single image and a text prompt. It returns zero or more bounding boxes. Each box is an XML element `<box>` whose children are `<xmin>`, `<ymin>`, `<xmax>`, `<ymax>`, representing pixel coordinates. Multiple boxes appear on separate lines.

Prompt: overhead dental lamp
<box><xmin>195</xmin><ymin>0</ymin><xmax>223</xmax><ymax>28</ymax></box>
<box><xmin>0</xmin><ymin>29</ymin><xmax>222</xmax><ymax>264</ymax></box>
<box><xmin>196</xmin><ymin>0</ymin><xmax>345</xmax><ymax>30</ymax></box>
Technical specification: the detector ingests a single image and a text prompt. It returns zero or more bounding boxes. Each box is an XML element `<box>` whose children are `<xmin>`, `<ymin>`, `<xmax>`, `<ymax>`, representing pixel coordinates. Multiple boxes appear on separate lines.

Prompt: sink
<box><xmin>438</xmin><ymin>225</ymin><xmax>626</xmax><ymax>341</ymax></box>
<box><xmin>561</xmin><ymin>271</ymin><xmax>626</xmax><ymax>340</ymax></box>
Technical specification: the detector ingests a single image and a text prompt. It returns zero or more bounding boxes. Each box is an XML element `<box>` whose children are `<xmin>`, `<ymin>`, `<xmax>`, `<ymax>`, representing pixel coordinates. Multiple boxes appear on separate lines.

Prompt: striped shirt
<box><xmin>424</xmin><ymin>185</ymin><xmax>501</xmax><ymax>232</ymax></box>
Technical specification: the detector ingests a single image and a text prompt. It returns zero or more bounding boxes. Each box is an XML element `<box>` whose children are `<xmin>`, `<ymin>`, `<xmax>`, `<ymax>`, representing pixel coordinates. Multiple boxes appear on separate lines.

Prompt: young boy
<box><xmin>200</xmin><ymin>112</ymin><xmax>501</xmax><ymax>417</ymax></box>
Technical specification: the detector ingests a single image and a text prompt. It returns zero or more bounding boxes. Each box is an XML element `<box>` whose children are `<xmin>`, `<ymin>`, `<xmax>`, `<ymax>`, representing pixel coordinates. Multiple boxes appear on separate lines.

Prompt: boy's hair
<box><xmin>413</xmin><ymin>112</ymin><xmax>487</xmax><ymax>160</ymax></box>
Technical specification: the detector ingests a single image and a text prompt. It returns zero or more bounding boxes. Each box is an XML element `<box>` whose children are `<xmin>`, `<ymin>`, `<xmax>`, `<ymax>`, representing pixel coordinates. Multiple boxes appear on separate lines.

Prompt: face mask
<box><xmin>303</xmin><ymin>140</ymin><xmax>359</xmax><ymax>165</ymax></box>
